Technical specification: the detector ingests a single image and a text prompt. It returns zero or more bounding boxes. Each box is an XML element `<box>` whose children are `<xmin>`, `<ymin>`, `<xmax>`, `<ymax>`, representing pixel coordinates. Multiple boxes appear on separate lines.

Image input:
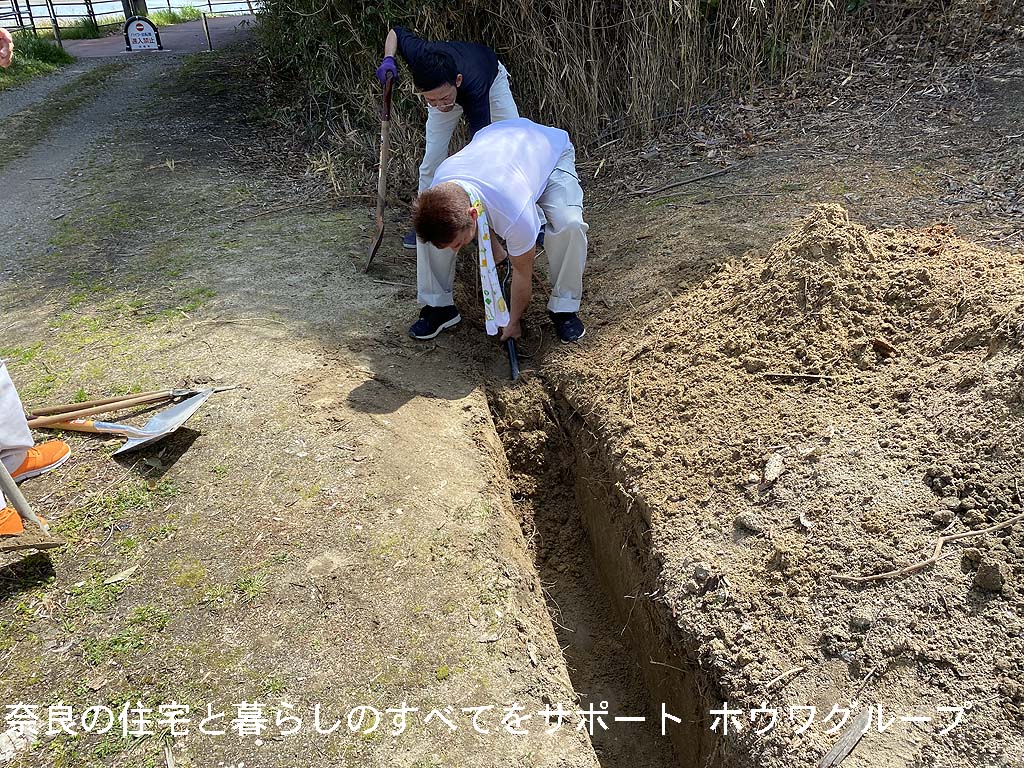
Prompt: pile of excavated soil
<box><xmin>523</xmin><ymin>205</ymin><xmax>1024</xmax><ymax>767</ymax></box>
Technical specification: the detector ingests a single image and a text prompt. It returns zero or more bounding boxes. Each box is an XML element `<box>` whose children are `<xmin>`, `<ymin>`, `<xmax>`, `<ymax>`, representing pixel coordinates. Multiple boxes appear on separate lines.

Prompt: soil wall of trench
<box><xmin>488</xmin><ymin>380</ymin><xmax>764</xmax><ymax>768</ymax></box>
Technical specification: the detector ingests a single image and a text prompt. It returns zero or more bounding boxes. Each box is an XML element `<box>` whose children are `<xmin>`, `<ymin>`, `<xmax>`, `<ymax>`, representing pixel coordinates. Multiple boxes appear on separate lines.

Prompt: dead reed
<box><xmin>256</xmin><ymin>0</ymin><xmax>1020</xmax><ymax>192</ymax></box>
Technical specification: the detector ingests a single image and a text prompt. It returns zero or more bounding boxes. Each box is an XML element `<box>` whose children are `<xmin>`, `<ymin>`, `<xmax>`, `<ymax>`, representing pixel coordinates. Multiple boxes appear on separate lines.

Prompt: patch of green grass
<box><xmin>264</xmin><ymin>676</ymin><xmax>286</xmax><ymax>695</ymax></box>
<box><xmin>0</xmin><ymin>33</ymin><xmax>74</xmax><ymax>92</ymax></box>
<box><xmin>149</xmin><ymin>5</ymin><xmax>204</xmax><ymax>25</ymax></box>
<box><xmin>170</xmin><ymin>559</ymin><xmax>207</xmax><ymax>589</ymax></box>
<box><xmin>234</xmin><ymin>572</ymin><xmax>269</xmax><ymax>601</ymax></box>
<box><xmin>128</xmin><ymin>604</ymin><xmax>169</xmax><ymax>630</ymax></box>
<box><xmin>92</xmin><ymin>734</ymin><xmax>132</xmax><ymax>758</ymax></box>
<box><xmin>81</xmin><ymin>625</ymin><xmax>146</xmax><ymax>664</ymax></box>
<box><xmin>69</xmin><ymin>578</ymin><xmax>126</xmax><ymax>614</ymax></box>
<box><xmin>0</xmin><ymin>342</ymin><xmax>42</xmax><ymax>364</ymax></box>
<box><xmin>54</xmin><ymin>480</ymin><xmax>176</xmax><ymax>544</ymax></box>
<box><xmin>38</xmin><ymin>17</ymin><xmax>109</xmax><ymax>40</ymax></box>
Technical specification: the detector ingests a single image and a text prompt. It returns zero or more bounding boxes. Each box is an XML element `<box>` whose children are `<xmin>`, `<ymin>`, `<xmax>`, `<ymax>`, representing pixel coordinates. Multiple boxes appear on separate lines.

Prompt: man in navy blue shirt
<box><xmin>376</xmin><ymin>26</ymin><xmax>521</xmax><ymax>249</ymax></box>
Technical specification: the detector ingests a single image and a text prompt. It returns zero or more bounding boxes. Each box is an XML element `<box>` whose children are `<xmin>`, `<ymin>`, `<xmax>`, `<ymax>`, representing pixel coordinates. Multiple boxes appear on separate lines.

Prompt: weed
<box><xmin>0</xmin><ymin>33</ymin><xmax>73</xmax><ymax>92</ymax></box>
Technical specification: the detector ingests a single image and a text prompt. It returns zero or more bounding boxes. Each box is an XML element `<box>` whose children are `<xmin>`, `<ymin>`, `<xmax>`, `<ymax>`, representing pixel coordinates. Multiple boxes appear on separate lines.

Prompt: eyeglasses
<box><xmin>415</xmin><ymin>87</ymin><xmax>458</xmax><ymax>110</ymax></box>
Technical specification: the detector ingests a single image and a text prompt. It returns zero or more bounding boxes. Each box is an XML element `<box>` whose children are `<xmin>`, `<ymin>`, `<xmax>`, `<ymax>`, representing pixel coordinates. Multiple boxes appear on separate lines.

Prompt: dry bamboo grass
<box><xmin>256</xmin><ymin>0</ymin><xmax>1021</xmax><ymax>192</ymax></box>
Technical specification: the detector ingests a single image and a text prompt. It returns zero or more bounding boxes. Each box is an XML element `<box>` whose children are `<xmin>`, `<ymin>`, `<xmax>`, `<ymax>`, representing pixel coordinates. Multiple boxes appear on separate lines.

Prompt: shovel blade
<box><xmin>112</xmin><ymin>389</ymin><xmax>214</xmax><ymax>455</ymax></box>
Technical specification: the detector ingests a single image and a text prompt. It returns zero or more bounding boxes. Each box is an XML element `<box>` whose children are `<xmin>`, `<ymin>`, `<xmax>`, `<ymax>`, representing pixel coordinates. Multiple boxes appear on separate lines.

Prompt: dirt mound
<box><xmin>535</xmin><ymin>205</ymin><xmax>1024</xmax><ymax>766</ymax></box>
<box><xmin>691</xmin><ymin>203</ymin><xmax>1024</xmax><ymax>380</ymax></box>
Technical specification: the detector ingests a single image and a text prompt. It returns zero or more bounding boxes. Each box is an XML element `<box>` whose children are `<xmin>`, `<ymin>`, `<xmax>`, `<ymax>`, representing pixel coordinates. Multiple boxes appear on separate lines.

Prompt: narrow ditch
<box><xmin>488</xmin><ymin>379</ymin><xmax>736</xmax><ymax>768</ymax></box>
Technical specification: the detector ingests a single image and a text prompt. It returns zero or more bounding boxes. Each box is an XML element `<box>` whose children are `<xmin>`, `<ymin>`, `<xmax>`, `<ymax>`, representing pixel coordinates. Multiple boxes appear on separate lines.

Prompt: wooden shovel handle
<box><xmin>27</xmin><ymin>393</ymin><xmax>171</xmax><ymax>428</ymax></box>
<box><xmin>30</xmin><ymin>390</ymin><xmax>165</xmax><ymax>417</ymax></box>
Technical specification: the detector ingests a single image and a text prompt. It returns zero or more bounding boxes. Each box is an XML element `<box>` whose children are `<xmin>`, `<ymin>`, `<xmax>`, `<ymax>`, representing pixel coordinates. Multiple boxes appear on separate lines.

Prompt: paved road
<box><xmin>62</xmin><ymin>15</ymin><xmax>254</xmax><ymax>57</ymax></box>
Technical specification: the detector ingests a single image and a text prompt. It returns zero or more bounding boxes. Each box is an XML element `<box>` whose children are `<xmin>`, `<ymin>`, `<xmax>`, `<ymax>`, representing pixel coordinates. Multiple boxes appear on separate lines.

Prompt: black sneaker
<box><xmin>549</xmin><ymin>311</ymin><xmax>585</xmax><ymax>343</ymax></box>
<box><xmin>409</xmin><ymin>305</ymin><xmax>461</xmax><ymax>340</ymax></box>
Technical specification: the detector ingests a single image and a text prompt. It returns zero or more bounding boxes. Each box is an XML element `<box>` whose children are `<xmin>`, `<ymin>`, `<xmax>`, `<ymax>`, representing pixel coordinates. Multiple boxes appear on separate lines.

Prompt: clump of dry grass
<box><xmin>256</xmin><ymin>0</ymin><xmax>1020</xmax><ymax>193</ymax></box>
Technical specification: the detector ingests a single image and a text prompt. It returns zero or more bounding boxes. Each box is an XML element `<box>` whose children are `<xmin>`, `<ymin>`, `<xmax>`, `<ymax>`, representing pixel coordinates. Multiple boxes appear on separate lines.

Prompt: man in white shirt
<box><xmin>410</xmin><ymin>118</ymin><xmax>588</xmax><ymax>344</ymax></box>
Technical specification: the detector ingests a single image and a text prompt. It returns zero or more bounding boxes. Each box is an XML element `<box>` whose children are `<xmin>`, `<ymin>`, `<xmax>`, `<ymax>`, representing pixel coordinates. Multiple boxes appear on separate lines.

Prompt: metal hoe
<box><xmin>364</xmin><ymin>71</ymin><xmax>395</xmax><ymax>272</ymax></box>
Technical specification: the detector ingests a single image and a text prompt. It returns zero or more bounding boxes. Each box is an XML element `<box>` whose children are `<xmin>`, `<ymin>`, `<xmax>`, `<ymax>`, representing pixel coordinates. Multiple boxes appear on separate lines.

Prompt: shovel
<box><xmin>46</xmin><ymin>389</ymin><xmax>214</xmax><ymax>455</ymax></box>
<box><xmin>364</xmin><ymin>71</ymin><xmax>395</xmax><ymax>273</ymax></box>
<box><xmin>29</xmin><ymin>386</ymin><xmax>234</xmax><ymax>419</ymax></box>
<box><xmin>499</xmin><ymin>260</ymin><xmax>520</xmax><ymax>382</ymax></box>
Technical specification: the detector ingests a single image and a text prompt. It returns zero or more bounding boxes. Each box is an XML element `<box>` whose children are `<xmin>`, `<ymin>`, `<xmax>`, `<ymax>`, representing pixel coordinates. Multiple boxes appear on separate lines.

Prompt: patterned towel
<box><xmin>455</xmin><ymin>182</ymin><xmax>510</xmax><ymax>335</ymax></box>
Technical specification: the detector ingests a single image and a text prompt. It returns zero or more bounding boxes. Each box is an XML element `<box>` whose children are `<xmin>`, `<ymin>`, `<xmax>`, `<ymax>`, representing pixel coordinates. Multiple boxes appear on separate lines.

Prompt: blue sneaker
<box><xmin>403</xmin><ymin>231</ymin><xmax>417</xmax><ymax>250</ymax></box>
<box><xmin>549</xmin><ymin>311</ymin><xmax>585</xmax><ymax>343</ymax></box>
<box><xmin>536</xmin><ymin>227</ymin><xmax>545</xmax><ymax>249</ymax></box>
<box><xmin>409</xmin><ymin>305</ymin><xmax>461</xmax><ymax>340</ymax></box>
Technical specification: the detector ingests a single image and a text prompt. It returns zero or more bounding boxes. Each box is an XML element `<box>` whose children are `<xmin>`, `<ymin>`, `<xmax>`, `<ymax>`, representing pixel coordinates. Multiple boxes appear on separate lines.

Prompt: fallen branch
<box><xmin>835</xmin><ymin>512</ymin><xmax>1024</xmax><ymax>585</ymax></box>
<box><xmin>818</xmin><ymin>707</ymin><xmax>871</xmax><ymax>768</ymax></box>
<box><xmin>635</xmin><ymin>164</ymin><xmax>741</xmax><ymax>197</ymax></box>
<box><xmin>763</xmin><ymin>372</ymin><xmax>836</xmax><ymax>381</ymax></box>
<box><xmin>761</xmin><ymin>666</ymin><xmax>805</xmax><ymax>690</ymax></box>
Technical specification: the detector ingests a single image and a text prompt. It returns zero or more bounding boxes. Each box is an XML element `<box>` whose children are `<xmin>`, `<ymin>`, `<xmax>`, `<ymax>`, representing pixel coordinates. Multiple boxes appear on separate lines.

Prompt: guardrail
<box><xmin>1</xmin><ymin>0</ymin><xmax>258</xmax><ymax>40</ymax></box>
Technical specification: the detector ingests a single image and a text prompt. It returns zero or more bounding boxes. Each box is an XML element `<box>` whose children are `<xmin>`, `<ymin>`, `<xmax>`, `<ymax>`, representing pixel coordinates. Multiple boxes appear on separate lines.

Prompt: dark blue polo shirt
<box><xmin>394</xmin><ymin>26</ymin><xmax>499</xmax><ymax>136</ymax></box>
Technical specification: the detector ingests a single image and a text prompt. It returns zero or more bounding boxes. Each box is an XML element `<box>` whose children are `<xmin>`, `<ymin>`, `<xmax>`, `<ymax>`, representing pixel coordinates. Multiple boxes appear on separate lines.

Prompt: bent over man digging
<box><xmin>410</xmin><ymin>117</ymin><xmax>588</xmax><ymax>344</ymax></box>
<box><xmin>376</xmin><ymin>25</ymin><xmax>521</xmax><ymax>249</ymax></box>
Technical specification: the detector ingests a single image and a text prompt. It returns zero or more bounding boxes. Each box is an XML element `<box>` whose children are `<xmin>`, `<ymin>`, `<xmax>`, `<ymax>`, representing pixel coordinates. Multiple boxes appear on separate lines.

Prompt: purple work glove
<box><xmin>376</xmin><ymin>56</ymin><xmax>398</xmax><ymax>85</ymax></box>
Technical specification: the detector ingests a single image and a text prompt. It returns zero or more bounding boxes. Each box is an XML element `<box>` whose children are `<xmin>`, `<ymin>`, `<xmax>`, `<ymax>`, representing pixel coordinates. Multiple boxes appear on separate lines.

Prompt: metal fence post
<box><xmin>201</xmin><ymin>11</ymin><xmax>211</xmax><ymax>50</ymax></box>
<box><xmin>24</xmin><ymin>0</ymin><xmax>36</xmax><ymax>35</ymax></box>
<box><xmin>44</xmin><ymin>0</ymin><xmax>63</xmax><ymax>48</ymax></box>
<box><xmin>11</xmin><ymin>0</ymin><xmax>26</xmax><ymax>30</ymax></box>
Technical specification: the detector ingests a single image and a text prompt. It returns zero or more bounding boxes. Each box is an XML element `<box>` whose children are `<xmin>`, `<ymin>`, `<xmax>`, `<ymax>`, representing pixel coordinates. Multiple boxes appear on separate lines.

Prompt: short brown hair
<box><xmin>412</xmin><ymin>184</ymin><xmax>473</xmax><ymax>248</ymax></box>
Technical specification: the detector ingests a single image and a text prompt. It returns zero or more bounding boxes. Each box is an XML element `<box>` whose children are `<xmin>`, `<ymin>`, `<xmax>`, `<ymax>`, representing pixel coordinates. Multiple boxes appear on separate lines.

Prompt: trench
<box><xmin>488</xmin><ymin>380</ymin><xmax>736</xmax><ymax>768</ymax></box>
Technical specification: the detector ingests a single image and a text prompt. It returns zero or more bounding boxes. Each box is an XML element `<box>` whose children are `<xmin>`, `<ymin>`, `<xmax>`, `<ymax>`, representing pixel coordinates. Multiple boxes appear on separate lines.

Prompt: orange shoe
<box><xmin>0</xmin><ymin>506</ymin><xmax>49</xmax><ymax>536</ymax></box>
<box><xmin>11</xmin><ymin>441</ymin><xmax>71</xmax><ymax>482</ymax></box>
<box><xmin>0</xmin><ymin>506</ymin><xmax>24</xmax><ymax>536</ymax></box>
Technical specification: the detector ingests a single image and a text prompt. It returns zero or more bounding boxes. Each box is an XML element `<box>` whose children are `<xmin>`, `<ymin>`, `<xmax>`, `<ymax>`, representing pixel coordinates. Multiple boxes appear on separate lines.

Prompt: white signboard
<box><xmin>123</xmin><ymin>16</ymin><xmax>162</xmax><ymax>51</ymax></box>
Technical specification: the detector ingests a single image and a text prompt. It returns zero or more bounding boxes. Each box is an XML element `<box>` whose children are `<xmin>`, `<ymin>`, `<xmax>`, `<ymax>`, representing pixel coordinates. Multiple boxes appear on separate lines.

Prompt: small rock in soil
<box><xmin>850</xmin><ymin>610</ymin><xmax>873</xmax><ymax>632</ymax></box>
<box><xmin>973</xmin><ymin>562</ymin><xmax>1006</xmax><ymax>593</ymax></box>
<box><xmin>763</xmin><ymin>452</ymin><xmax>785</xmax><ymax>484</ymax></box>
<box><xmin>734</xmin><ymin>511</ymin><xmax>766</xmax><ymax>534</ymax></box>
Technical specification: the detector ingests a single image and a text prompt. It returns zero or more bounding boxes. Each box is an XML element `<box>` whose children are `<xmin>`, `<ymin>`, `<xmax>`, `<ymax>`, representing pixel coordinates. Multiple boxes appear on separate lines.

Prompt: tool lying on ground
<box><xmin>365</xmin><ymin>70</ymin><xmax>395</xmax><ymax>273</ymax></box>
<box><xmin>28</xmin><ymin>386</ymin><xmax>234</xmax><ymax>422</ymax></box>
<box><xmin>28</xmin><ymin>386</ymin><xmax>234</xmax><ymax>455</ymax></box>
<box><xmin>0</xmin><ymin>461</ymin><xmax>64</xmax><ymax>554</ymax></box>
<box><xmin>44</xmin><ymin>390</ymin><xmax>215</xmax><ymax>455</ymax></box>
<box><xmin>500</xmin><ymin>260</ymin><xmax>520</xmax><ymax>382</ymax></box>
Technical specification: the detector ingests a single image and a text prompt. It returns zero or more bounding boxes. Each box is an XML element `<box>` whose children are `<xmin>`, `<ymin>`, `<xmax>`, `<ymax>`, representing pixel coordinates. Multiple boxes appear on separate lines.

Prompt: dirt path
<box><xmin>0</xmin><ymin>50</ymin><xmax>601</xmax><ymax>767</ymax></box>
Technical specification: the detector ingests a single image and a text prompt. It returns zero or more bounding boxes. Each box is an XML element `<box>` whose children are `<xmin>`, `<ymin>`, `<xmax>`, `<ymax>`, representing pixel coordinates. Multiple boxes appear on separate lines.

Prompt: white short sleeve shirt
<box><xmin>432</xmin><ymin>118</ymin><xmax>570</xmax><ymax>256</ymax></box>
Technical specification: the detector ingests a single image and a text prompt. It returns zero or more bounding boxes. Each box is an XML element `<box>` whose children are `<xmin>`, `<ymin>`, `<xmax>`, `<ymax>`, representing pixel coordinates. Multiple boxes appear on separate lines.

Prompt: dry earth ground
<box><xmin>0</xmin><ymin>51</ymin><xmax>598</xmax><ymax>767</ymax></box>
<box><xmin>1</xmin><ymin>31</ymin><xmax>1023</xmax><ymax>768</ymax></box>
<box><xmin>490</xmin><ymin>34</ymin><xmax>1024</xmax><ymax>768</ymax></box>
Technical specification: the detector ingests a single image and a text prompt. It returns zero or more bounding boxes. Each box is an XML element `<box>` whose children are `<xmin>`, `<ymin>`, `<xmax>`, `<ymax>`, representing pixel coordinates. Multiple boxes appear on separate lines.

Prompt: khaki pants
<box><xmin>417</xmin><ymin>143</ymin><xmax>588</xmax><ymax>313</ymax></box>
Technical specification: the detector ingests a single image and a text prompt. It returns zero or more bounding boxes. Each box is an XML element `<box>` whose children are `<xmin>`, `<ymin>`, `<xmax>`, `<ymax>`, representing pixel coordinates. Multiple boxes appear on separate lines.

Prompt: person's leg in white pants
<box><xmin>0</xmin><ymin>362</ymin><xmax>32</xmax><ymax>477</ymax></box>
<box><xmin>537</xmin><ymin>144</ymin><xmax>588</xmax><ymax>313</ymax></box>
<box><xmin>488</xmin><ymin>63</ymin><xmax>519</xmax><ymax>122</ymax></box>
<box><xmin>418</xmin><ymin>103</ymin><xmax>464</xmax><ymax>195</ymax></box>
<box><xmin>417</xmin><ymin>240</ymin><xmax>459</xmax><ymax>308</ymax></box>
